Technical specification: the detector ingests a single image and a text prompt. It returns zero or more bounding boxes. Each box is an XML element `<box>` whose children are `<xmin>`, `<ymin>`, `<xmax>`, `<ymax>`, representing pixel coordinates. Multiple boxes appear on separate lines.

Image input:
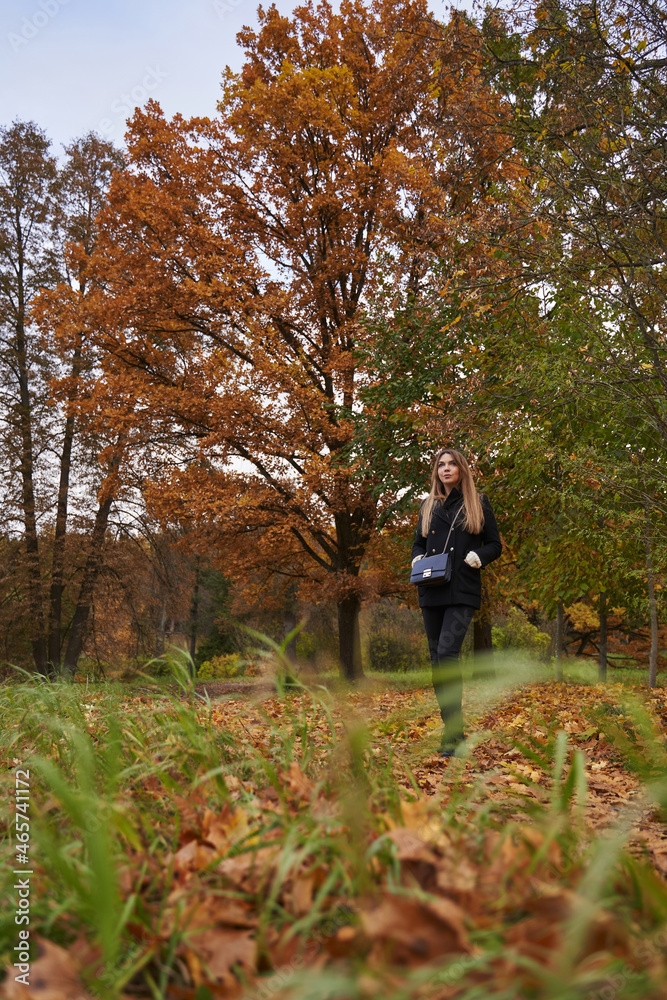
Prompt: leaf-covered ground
<box><xmin>210</xmin><ymin>677</ymin><xmax>667</xmax><ymax>866</ymax></box>
<box><xmin>2</xmin><ymin>672</ymin><xmax>667</xmax><ymax>1000</ymax></box>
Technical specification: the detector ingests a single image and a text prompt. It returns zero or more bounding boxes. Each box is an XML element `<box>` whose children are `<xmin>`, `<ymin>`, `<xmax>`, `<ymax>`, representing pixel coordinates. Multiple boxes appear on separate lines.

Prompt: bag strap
<box><xmin>440</xmin><ymin>503</ymin><xmax>464</xmax><ymax>554</ymax></box>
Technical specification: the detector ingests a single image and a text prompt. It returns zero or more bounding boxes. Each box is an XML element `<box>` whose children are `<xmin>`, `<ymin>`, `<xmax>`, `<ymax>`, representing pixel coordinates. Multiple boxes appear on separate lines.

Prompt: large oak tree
<box><xmin>68</xmin><ymin>0</ymin><xmax>517</xmax><ymax>678</ymax></box>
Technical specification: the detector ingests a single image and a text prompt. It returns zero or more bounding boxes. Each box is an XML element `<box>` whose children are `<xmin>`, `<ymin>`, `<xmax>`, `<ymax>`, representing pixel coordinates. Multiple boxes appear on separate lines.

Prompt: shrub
<box><xmin>197</xmin><ymin>653</ymin><xmax>259</xmax><ymax>680</ymax></box>
<box><xmin>295</xmin><ymin>630</ymin><xmax>319</xmax><ymax>663</ymax></box>
<box><xmin>138</xmin><ymin>654</ymin><xmax>173</xmax><ymax>678</ymax></box>
<box><xmin>367</xmin><ymin>633</ymin><xmax>419</xmax><ymax>672</ymax></box>
<box><xmin>493</xmin><ymin>607</ymin><xmax>551</xmax><ymax>658</ymax></box>
<box><xmin>73</xmin><ymin>657</ymin><xmax>110</xmax><ymax>682</ymax></box>
<box><xmin>365</xmin><ymin>600</ymin><xmax>429</xmax><ymax>673</ymax></box>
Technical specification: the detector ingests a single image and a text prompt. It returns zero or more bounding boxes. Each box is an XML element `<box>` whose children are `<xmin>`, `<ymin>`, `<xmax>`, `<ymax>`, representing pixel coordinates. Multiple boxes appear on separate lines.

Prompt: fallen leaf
<box><xmin>282</xmin><ymin>761</ymin><xmax>314</xmax><ymax>802</ymax></box>
<box><xmin>360</xmin><ymin>892</ymin><xmax>470</xmax><ymax>966</ymax></box>
<box><xmin>183</xmin><ymin>927</ymin><xmax>256</xmax><ymax>987</ymax></box>
<box><xmin>1</xmin><ymin>938</ymin><xmax>95</xmax><ymax>1000</ymax></box>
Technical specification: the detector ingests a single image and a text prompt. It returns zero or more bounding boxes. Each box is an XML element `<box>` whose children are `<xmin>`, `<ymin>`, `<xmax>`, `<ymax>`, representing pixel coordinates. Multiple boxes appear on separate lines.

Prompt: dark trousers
<box><xmin>421</xmin><ymin>604</ymin><xmax>475</xmax><ymax>749</ymax></box>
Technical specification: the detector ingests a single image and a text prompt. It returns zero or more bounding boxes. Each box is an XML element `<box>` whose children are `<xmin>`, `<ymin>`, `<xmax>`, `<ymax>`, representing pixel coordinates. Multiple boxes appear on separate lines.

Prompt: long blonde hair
<box><xmin>421</xmin><ymin>448</ymin><xmax>485</xmax><ymax>537</ymax></box>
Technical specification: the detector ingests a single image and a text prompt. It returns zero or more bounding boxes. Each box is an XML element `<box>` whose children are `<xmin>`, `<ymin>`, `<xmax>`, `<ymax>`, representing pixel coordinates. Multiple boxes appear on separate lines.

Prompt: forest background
<box><xmin>1</xmin><ymin>0</ymin><xmax>665</xmax><ymax>685</ymax></box>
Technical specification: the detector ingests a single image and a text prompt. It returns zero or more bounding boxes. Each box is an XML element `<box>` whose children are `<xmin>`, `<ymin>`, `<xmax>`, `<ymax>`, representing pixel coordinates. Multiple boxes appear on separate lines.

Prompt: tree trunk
<box><xmin>188</xmin><ymin>561</ymin><xmax>200</xmax><ymax>676</ymax></box>
<box><xmin>598</xmin><ymin>590</ymin><xmax>607</xmax><ymax>683</ymax></box>
<box><xmin>332</xmin><ymin>509</ymin><xmax>368</xmax><ymax>681</ymax></box>
<box><xmin>48</xmin><ymin>344</ymin><xmax>83</xmax><ymax>674</ymax></box>
<box><xmin>156</xmin><ymin>598</ymin><xmax>168</xmax><ymax>656</ymax></box>
<box><xmin>644</xmin><ymin>505</ymin><xmax>659</xmax><ymax>689</ymax></box>
<box><xmin>48</xmin><ymin>411</ymin><xmax>75</xmax><ymax>673</ymax></box>
<box><xmin>62</xmin><ymin>485</ymin><xmax>115</xmax><ymax>677</ymax></box>
<box><xmin>337</xmin><ymin>593</ymin><xmax>363</xmax><ymax>681</ymax></box>
<box><xmin>555</xmin><ymin>600</ymin><xmax>564</xmax><ymax>681</ymax></box>
<box><xmin>284</xmin><ymin>607</ymin><xmax>297</xmax><ymax>664</ymax></box>
<box><xmin>16</xmin><ymin>308</ymin><xmax>47</xmax><ymax>674</ymax></box>
<box><xmin>473</xmin><ymin>614</ymin><xmax>493</xmax><ymax>655</ymax></box>
<box><xmin>472</xmin><ymin>586</ymin><xmax>494</xmax><ymax>679</ymax></box>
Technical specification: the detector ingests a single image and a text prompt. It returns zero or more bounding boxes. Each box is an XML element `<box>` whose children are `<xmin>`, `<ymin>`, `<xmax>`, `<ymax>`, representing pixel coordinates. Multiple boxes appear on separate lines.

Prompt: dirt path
<box><xmin>203</xmin><ymin>678</ymin><xmax>667</xmax><ymax>875</ymax></box>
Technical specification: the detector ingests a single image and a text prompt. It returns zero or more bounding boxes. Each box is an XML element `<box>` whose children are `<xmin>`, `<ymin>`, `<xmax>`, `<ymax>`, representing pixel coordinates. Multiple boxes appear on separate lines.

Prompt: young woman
<box><xmin>411</xmin><ymin>448</ymin><xmax>502</xmax><ymax>758</ymax></box>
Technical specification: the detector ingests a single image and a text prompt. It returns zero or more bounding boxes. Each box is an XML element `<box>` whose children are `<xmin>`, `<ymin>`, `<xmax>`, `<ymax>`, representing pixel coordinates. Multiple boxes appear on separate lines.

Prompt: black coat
<box><xmin>411</xmin><ymin>487</ymin><xmax>502</xmax><ymax>609</ymax></box>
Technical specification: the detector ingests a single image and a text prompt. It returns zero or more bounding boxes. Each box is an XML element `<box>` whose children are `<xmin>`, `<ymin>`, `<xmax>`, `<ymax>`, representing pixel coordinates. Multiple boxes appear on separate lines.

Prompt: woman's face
<box><xmin>436</xmin><ymin>453</ymin><xmax>460</xmax><ymax>492</ymax></box>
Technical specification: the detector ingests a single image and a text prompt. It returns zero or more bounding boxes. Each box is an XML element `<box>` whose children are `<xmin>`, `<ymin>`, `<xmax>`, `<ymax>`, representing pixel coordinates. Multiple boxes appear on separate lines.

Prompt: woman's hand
<box><xmin>411</xmin><ymin>554</ymin><xmax>424</xmax><ymax>567</ymax></box>
<box><xmin>464</xmin><ymin>551</ymin><xmax>482</xmax><ymax>569</ymax></box>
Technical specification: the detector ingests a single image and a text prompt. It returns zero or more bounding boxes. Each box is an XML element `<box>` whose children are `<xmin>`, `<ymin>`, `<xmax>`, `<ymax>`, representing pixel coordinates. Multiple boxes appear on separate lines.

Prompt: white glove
<box><xmin>411</xmin><ymin>554</ymin><xmax>424</xmax><ymax>567</ymax></box>
<box><xmin>465</xmin><ymin>551</ymin><xmax>482</xmax><ymax>569</ymax></box>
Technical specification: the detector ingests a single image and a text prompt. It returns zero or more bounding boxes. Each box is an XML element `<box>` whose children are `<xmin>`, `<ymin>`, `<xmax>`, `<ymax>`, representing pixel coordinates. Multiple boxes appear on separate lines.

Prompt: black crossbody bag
<box><xmin>410</xmin><ymin>505</ymin><xmax>463</xmax><ymax>588</ymax></box>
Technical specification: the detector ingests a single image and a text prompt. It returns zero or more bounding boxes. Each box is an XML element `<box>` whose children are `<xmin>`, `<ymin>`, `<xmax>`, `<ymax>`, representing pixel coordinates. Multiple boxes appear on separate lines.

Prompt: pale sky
<box><xmin>2</xmin><ymin>0</ymin><xmax>459</xmax><ymax>155</ymax></box>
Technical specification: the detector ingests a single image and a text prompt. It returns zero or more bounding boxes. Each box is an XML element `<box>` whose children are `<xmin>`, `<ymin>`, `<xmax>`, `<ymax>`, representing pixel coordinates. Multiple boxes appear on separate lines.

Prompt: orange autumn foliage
<box><xmin>51</xmin><ymin>1</ymin><xmax>524</xmax><ymax>678</ymax></box>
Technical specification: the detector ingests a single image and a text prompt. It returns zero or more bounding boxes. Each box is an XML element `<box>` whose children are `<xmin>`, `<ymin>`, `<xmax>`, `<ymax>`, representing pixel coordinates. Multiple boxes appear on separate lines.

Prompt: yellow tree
<box><xmin>64</xmin><ymin>0</ymin><xmax>518</xmax><ymax>678</ymax></box>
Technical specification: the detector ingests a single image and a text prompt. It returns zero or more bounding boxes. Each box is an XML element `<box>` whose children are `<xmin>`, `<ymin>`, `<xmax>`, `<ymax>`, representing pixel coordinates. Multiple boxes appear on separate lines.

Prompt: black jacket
<box><xmin>411</xmin><ymin>487</ymin><xmax>502</xmax><ymax>609</ymax></box>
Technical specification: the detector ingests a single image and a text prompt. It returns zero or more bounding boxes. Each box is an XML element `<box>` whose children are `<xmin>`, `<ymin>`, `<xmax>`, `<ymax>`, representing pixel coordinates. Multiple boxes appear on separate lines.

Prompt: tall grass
<box><xmin>1</xmin><ymin>649</ymin><xmax>666</xmax><ymax>998</ymax></box>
